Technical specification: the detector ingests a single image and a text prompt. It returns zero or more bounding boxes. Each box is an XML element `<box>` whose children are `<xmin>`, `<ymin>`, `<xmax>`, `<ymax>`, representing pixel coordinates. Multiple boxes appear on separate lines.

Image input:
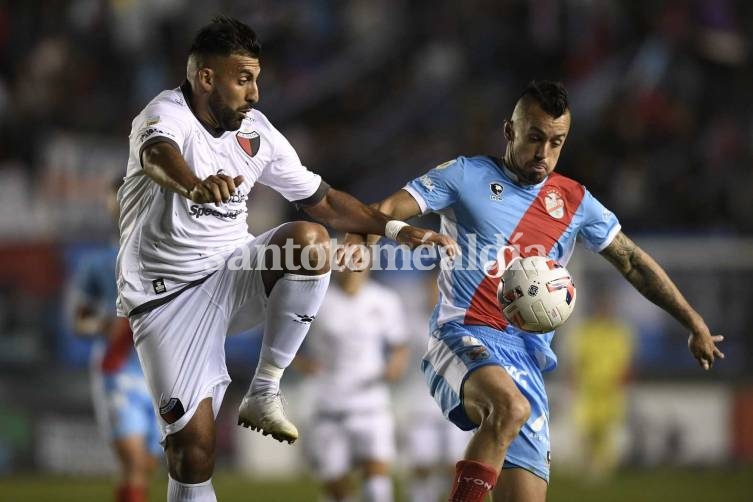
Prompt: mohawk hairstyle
<box><xmin>189</xmin><ymin>16</ymin><xmax>261</xmax><ymax>59</ymax></box>
<box><xmin>518</xmin><ymin>80</ymin><xmax>569</xmax><ymax>118</ymax></box>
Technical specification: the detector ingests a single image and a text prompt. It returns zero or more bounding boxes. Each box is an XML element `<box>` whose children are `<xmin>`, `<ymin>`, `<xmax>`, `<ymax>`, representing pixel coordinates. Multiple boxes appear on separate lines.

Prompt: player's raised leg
<box><xmin>449</xmin><ymin>365</ymin><xmax>531</xmax><ymax>502</ymax></box>
<box><xmin>238</xmin><ymin>221</ymin><xmax>331</xmax><ymax>442</ymax></box>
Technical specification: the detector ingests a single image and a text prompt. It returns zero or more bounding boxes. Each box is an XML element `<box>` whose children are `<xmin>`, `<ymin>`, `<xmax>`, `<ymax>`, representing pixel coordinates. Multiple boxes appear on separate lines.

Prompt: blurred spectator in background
<box><xmin>401</xmin><ymin>273</ymin><xmax>473</xmax><ymax>502</ymax></box>
<box><xmin>70</xmin><ymin>178</ymin><xmax>161</xmax><ymax>502</ymax></box>
<box><xmin>567</xmin><ymin>289</ymin><xmax>635</xmax><ymax>481</ymax></box>
<box><xmin>2</xmin><ymin>1</ymin><xmax>753</xmax><ymax>239</ymax></box>
<box><xmin>295</xmin><ymin>267</ymin><xmax>409</xmax><ymax>502</ymax></box>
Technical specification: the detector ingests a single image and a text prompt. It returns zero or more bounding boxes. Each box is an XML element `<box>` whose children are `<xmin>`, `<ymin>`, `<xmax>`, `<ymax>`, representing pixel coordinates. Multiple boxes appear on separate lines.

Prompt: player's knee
<box><xmin>483</xmin><ymin>393</ymin><xmax>530</xmax><ymax>441</ymax></box>
<box><xmin>288</xmin><ymin>221</ymin><xmax>329</xmax><ymax>246</ymax></box>
<box><xmin>288</xmin><ymin>221</ymin><xmax>330</xmax><ymax>272</ymax></box>
<box><xmin>505</xmin><ymin>396</ymin><xmax>532</xmax><ymax>429</ymax></box>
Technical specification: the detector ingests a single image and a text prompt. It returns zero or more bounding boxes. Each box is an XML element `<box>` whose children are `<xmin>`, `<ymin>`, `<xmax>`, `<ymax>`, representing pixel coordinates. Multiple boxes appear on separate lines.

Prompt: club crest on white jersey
<box><xmin>236</xmin><ymin>128</ymin><xmax>261</xmax><ymax>158</ymax></box>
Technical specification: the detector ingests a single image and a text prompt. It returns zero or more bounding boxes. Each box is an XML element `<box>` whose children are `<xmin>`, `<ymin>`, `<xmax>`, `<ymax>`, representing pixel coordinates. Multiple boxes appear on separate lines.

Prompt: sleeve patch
<box><xmin>419</xmin><ymin>174</ymin><xmax>435</xmax><ymax>192</ymax></box>
<box><xmin>435</xmin><ymin>159</ymin><xmax>457</xmax><ymax>170</ymax></box>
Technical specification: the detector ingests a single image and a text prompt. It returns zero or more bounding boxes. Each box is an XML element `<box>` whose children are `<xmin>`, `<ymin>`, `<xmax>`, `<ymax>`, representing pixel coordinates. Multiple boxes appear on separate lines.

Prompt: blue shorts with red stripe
<box><xmin>421</xmin><ymin>321</ymin><xmax>551</xmax><ymax>481</ymax></box>
<box><xmin>95</xmin><ymin>372</ymin><xmax>163</xmax><ymax>457</ymax></box>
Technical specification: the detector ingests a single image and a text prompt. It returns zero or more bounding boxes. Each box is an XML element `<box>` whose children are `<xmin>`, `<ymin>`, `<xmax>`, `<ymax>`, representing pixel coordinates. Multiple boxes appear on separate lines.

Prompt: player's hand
<box><xmin>188</xmin><ymin>173</ymin><xmax>244</xmax><ymax>206</ymax></box>
<box><xmin>688</xmin><ymin>324</ymin><xmax>725</xmax><ymax>370</ymax></box>
<box><xmin>336</xmin><ymin>233</ymin><xmax>369</xmax><ymax>271</ymax></box>
<box><xmin>395</xmin><ymin>226</ymin><xmax>460</xmax><ymax>257</ymax></box>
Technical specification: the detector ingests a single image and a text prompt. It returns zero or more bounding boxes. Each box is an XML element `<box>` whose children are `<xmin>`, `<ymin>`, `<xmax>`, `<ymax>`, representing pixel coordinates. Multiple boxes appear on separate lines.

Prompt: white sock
<box><xmin>363</xmin><ymin>475</ymin><xmax>393</xmax><ymax>502</ymax></box>
<box><xmin>410</xmin><ymin>474</ymin><xmax>439</xmax><ymax>502</ymax></box>
<box><xmin>250</xmin><ymin>272</ymin><xmax>330</xmax><ymax>396</ymax></box>
<box><xmin>167</xmin><ymin>475</ymin><xmax>216</xmax><ymax>502</ymax></box>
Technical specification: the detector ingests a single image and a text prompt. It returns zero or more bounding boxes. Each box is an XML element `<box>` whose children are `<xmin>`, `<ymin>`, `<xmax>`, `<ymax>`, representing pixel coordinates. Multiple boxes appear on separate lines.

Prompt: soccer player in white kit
<box><xmin>116</xmin><ymin>17</ymin><xmax>454</xmax><ymax>502</ymax></box>
<box><xmin>297</xmin><ymin>268</ymin><xmax>408</xmax><ymax>502</ymax></box>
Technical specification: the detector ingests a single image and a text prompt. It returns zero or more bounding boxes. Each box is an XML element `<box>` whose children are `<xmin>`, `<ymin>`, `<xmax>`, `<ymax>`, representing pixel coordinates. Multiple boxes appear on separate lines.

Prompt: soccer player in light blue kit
<box><xmin>354</xmin><ymin>81</ymin><xmax>725</xmax><ymax>502</ymax></box>
<box><xmin>72</xmin><ymin>179</ymin><xmax>161</xmax><ymax>502</ymax></box>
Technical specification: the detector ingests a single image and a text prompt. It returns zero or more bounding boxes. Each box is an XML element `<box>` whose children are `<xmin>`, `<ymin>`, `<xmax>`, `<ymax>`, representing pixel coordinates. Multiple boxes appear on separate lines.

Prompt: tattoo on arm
<box><xmin>601</xmin><ymin>232</ymin><xmax>700</xmax><ymax>330</ymax></box>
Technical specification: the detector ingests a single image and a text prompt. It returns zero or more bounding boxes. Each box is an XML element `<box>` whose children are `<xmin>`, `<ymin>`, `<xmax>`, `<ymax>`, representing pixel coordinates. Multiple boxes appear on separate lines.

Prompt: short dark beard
<box><xmin>208</xmin><ymin>90</ymin><xmax>243</xmax><ymax>132</ymax></box>
<box><xmin>504</xmin><ymin>148</ymin><xmax>540</xmax><ymax>185</ymax></box>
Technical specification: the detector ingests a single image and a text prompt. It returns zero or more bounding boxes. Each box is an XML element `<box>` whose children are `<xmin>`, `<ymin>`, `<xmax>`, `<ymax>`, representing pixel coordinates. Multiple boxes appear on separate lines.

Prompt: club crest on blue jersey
<box><xmin>542</xmin><ymin>187</ymin><xmax>565</xmax><ymax>219</ymax></box>
<box><xmin>490</xmin><ymin>182</ymin><xmax>504</xmax><ymax>201</ymax></box>
<box><xmin>236</xmin><ymin>129</ymin><xmax>261</xmax><ymax>158</ymax></box>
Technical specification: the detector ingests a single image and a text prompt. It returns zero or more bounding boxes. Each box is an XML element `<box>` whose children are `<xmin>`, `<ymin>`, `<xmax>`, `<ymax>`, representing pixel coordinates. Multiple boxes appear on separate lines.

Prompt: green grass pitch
<box><xmin>1</xmin><ymin>467</ymin><xmax>752</xmax><ymax>501</ymax></box>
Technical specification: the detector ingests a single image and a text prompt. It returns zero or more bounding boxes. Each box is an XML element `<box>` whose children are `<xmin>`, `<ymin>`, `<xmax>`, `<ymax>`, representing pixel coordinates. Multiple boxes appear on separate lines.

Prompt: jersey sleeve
<box><xmin>257</xmin><ymin>123</ymin><xmax>323</xmax><ymax>203</ymax></box>
<box><xmin>403</xmin><ymin>157</ymin><xmax>465</xmax><ymax>214</ymax></box>
<box><xmin>578</xmin><ymin>189</ymin><xmax>622</xmax><ymax>252</ymax></box>
<box><xmin>131</xmin><ymin>95</ymin><xmax>192</xmax><ymax>163</ymax></box>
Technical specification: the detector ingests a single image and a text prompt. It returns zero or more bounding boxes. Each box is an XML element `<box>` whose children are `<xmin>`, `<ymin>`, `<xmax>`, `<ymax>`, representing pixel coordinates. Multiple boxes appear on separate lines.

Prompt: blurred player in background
<box><xmin>400</xmin><ymin>273</ymin><xmax>473</xmax><ymax>502</ymax></box>
<box><xmin>72</xmin><ymin>178</ymin><xmax>161</xmax><ymax>502</ymax></box>
<box><xmin>295</xmin><ymin>266</ymin><xmax>409</xmax><ymax>502</ymax></box>
<box><xmin>568</xmin><ymin>289</ymin><xmax>634</xmax><ymax>480</ymax></box>
<box><xmin>348</xmin><ymin>80</ymin><xmax>725</xmax><ymax>501</ymax></box>
<box><xmin>117</xmin><ymin>16</ymin><xmax>452</xmax><ymax>502</ymax></box>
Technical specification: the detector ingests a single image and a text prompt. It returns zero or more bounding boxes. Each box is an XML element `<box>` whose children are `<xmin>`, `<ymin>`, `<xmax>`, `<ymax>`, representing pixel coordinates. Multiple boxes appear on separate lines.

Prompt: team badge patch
<box><xmin>490</xmin><ymin>182</ymin><xmax>504</xmax><ymax>201</ymax></box>
<box><xmin>466</xmin><ymin>346</ymin><xmax>490</xmax><ymax>362</ymax></box>
<box><xmin>542</xmin><ymin>187</ymin><xmax>565</xmax><ymax>219</ymax></box>
<box><xmin>152</xmin><ymin>278</ymin><xmax>167</xmax><ymax>294</ymax></box>
<box><xmin>159</xmin><ymin>397</ymin><xmax>185</xmax><ymax>425</ymax></box>
<box><xmin>236</xmin><ymin>130</ymin><xmax>261</xmax><ymax>158</ymax></box>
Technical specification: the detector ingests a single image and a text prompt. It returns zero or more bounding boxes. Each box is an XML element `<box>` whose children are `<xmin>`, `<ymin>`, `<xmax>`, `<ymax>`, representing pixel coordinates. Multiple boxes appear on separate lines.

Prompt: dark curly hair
<box><xmin>518</xmin><ymin>80</ymin><xmax>569</xmax><ymax>118</ymax></box>
<box><xmin>189</xmin><ymin>16</ymin><xmax>261</xmax><ymax>59</ymax></box>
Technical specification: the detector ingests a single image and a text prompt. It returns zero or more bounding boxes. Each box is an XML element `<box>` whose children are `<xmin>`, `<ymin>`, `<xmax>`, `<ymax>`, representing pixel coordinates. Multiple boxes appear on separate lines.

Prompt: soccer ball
<box><xmin>497</xmin><ymin>256</ymin><xmax>576</xmax><ymax>333</ymax></box>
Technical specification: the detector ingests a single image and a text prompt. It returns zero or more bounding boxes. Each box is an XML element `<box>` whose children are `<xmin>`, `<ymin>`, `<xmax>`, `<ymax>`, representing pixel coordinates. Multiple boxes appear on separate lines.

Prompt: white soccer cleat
<box><xmin>237</xmin><ymin>393</ymin><xmax>299</xmax><ymax>444</ymax></box>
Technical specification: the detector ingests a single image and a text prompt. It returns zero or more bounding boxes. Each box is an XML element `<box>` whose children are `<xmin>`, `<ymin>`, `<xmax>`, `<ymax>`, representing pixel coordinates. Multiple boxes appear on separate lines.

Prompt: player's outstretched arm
<box><xmin>338</xmin><ymin>188</ymin><xmax>448</xmax><ymax>268</ymax></box>
<box><xmin>600</xmin><ymin>231</ymin><xmax>725</xmax><ymax>370</ymax></box>
<box><xmin>304</xmin><ymin>188</ymin><xmax>456</xmax><ymax>251</ymax></box>
<box><xmin>341</xmin><ymin>189</ymin><xmax>427</xmax><ymax>246</ymax></box>
<box><xmin>372</xmin><ymin>189</ymin><xmax>424</xmax><ymax>221</ymax></box>
<box><xmin>141</xmin><ymin>142</ymin><xmax>244</xmax><ymax>206</ymax></box>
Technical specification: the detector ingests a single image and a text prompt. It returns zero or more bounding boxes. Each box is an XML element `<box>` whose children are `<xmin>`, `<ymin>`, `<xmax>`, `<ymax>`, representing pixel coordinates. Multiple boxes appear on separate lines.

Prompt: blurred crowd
<box><xmin>1</xmin><ymin>0</ymin><xmax>753</xmax><ymax>239</ymax></box>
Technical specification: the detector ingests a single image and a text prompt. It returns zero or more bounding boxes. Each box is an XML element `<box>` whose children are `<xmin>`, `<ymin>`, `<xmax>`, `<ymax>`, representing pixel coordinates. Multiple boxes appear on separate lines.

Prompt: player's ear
<box><xmin>197</xmin><ymin>68</ymin><xmax>214</xmax><ymax>92</ymax></box>
<box><xmin>504</xmin><ymin>120</ymin><xmax>514</xmax><ymax>141</ymax></box>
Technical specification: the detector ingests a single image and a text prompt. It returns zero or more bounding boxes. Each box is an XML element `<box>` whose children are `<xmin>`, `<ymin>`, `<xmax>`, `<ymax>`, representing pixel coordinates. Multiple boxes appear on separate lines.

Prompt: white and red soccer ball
<box><xmin>497</xmin><ymin>256</ymin><xmax>576</xmax><ymax>333</ymax></box>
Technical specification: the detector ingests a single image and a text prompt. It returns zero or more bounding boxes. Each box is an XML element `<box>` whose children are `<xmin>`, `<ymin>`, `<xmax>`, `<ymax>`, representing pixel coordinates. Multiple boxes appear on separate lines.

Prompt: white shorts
<box><xmin>407</xmin><ymin>414</ymin><xmax>473</xmax><ymax>468</ymax></box>
<box><xmin>307</xmin><ymin>408</ymin><xmax>396</xmax><ymax>480</ymax></box>
<box><xmin>130</xmin><ymin>228</ymin><xmax>278</xmax><ymax>443</ymax></box>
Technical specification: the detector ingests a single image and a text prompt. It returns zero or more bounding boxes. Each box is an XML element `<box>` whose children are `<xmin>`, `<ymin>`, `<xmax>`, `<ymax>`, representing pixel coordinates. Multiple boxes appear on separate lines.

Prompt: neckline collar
<box><xmin>180</xmin><ymin>81</ymin><xmax>226</xmax><ymax>138</ymax></box>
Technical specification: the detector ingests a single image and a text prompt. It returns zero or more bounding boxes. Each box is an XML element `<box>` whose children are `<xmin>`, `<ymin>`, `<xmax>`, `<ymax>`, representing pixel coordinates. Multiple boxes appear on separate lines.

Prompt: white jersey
<box><xmin>116</xmin><ymin>84</ymin><xmax>323</xmax><ymax>316</ymax></box>
<box><xmin>305</xmin><ymin>280</ymin><xmax>408</xmax><ymax>413</ymax></box>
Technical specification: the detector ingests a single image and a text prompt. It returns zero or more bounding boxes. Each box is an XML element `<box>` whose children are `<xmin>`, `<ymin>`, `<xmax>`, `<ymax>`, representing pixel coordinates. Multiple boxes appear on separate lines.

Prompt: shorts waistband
<box><xmin>437</xmin><ymin>322</ymin><xmax>529</xmax><ymax>351</ymax></box>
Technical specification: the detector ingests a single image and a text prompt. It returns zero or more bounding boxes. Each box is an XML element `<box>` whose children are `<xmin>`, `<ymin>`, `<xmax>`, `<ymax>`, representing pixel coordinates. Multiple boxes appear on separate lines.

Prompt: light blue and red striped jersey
<box><xmin>404</xmin><ymin>155</ymin><xmax>621</xmax><ymax>371</ymax></box>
